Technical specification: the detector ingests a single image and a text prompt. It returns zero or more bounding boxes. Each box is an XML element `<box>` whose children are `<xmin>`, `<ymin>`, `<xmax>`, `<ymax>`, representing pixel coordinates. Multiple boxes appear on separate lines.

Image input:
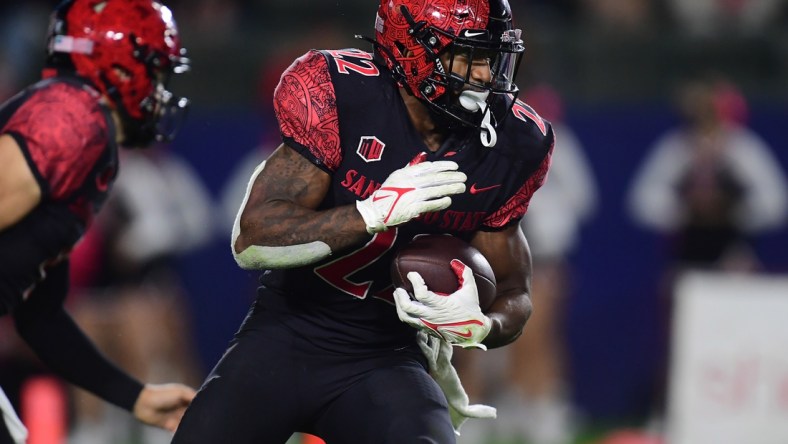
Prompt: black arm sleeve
<box><xmin>12</xmin><ymin>261</ymin><xmax>144</xmax><ymax>412</ymax></box>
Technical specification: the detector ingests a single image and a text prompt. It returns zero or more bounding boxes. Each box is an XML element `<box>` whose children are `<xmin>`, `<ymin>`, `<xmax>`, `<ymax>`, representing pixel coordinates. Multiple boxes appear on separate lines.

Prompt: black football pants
<box><xmin>172</xmin><ymin>308</ymin><xmax>456</xmax><ymax>444</ymax></box>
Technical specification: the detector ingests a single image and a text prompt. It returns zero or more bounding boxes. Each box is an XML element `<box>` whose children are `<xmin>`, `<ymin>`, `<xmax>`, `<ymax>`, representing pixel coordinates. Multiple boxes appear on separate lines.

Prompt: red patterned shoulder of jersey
<box><xmin>3</xmin><ymin>81</ymin><xmax>109</xmax><ymax>201</ymax></box>
<box><xmin>273</xmin><ymin>50</ymin><xmax>342</xmax><ymax>172</ymax></box>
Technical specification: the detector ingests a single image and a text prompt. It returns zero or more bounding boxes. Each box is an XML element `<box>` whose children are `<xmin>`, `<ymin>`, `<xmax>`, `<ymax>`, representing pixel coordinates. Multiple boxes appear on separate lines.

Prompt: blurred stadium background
<box><xmin>1</xmin><ymin>1</ymin><xmax>788</xmax><ymax>443</ymax></box>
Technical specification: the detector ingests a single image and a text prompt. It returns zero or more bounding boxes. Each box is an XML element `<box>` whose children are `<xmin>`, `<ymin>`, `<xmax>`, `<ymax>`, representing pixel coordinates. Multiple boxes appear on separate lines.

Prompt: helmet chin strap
<box><xmin>459</xmin><ymin>90</ymin><xmax>497</xmax><ymax>147</ymax></box>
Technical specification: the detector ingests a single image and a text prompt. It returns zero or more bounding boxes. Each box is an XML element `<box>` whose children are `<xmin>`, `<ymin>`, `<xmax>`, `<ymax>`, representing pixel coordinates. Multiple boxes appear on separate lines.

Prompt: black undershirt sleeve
<box><xmin>12</xmin><ymin>261</ymin><xmax>144</xmax><ymax>412</ymax></box>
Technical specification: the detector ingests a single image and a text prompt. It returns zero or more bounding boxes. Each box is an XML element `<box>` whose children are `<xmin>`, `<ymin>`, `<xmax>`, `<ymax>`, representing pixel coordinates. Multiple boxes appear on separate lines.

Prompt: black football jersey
<box><xmin>260</xmin><ymin>49</ymin><xmax>554</xmax><ymax>353</ymax></box>
<box><xmin>0</xmin><ymin>76</ymin><xmax>117</xmax><ymax>315</ymax></box>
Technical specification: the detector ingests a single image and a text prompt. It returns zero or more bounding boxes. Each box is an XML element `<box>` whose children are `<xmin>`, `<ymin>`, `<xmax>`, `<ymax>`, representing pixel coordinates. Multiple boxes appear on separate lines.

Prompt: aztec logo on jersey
<box><xmin>356</xmin><ymin>136</ymin><xmax>385</xmax><ymax>162</ymax></box>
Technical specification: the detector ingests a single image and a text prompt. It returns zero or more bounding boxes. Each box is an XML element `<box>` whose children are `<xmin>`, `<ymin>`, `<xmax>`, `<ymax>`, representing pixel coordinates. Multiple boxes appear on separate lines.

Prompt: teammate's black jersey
<box><xmin>261</xmin><ymin>49</ymin><xmax>554</xmax><ymax>353</ymax></box>
<box><xmin>0</xmin><ymin>76</ymin><xmax>117</xmax><ymax>315</ymax></box>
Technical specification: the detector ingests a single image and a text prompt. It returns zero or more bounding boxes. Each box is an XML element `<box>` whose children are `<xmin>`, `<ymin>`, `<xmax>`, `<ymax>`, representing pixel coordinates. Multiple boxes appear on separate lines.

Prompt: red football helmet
<box><xmin>372</xmin><ymin>0</ymin><xmax>524</xmax><ymax>144</ymax></box>
<box><xmin>46</xmin><ymin>0</ymin><xmax>190</xmax><ymax>147</ymax></box>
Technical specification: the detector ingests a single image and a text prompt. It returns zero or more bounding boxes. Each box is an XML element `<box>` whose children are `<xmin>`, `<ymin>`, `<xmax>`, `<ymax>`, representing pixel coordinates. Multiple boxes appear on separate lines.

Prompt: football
<box><xmin>390</xmin><ymin>234</ymin><xmax>497</xmax><ymax>311</ymax></box>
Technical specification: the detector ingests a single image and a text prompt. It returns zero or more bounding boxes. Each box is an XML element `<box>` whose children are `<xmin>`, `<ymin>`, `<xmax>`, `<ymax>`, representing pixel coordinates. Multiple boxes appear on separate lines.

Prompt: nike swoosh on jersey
<box><xmin>469</xmin><ymin>183</ymin><xmax>501</xmax><ymax>194</ymax></box>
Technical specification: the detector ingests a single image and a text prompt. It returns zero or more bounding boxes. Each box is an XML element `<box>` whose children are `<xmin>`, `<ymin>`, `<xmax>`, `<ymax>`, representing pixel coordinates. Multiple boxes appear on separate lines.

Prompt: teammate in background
<box><xmin>0</xmin><ymin>1</ymin><xmax>195</xmax><ymax>442</ymax></box>
<box><xmin>173</xmin><ymin>0</ymin><xmax>553</xmax><ymax>442</ymax></box>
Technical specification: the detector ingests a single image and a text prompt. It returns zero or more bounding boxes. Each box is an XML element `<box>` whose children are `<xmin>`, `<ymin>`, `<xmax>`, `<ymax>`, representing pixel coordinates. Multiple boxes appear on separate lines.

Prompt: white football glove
<box><xmin>356</xmin><ymin>161</ymin><xmax>466</xmax><ymax>234</ymax></box>
<box><xmin>394</xmin><ymin>259</ymin><xmax>492</xmax><ymax>350</ymax></box>
<box><xmin>417</xmin><ymin>331</ymin><xmax>497</xmax><ymax>436</ymax></box>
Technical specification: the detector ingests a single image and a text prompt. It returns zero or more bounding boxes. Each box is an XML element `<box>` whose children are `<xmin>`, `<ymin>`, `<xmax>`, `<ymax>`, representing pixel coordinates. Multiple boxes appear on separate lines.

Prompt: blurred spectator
<box><xmin>628</xmin><ymin>76</ymin><xmax>788</xmax><ymax>273</ymax></box>
<box><xmin>455</xmin><ymin>84</ymin><xmax>598</xmax><ymax>444</ymax></box>
<box><xmin>511</xmin><ymin>0</ymin><xmax>580</xmax><ymax>26</ymax></box>
<box><xmin>67</xmin><ymin>146</ymin><xmax>214</xmax><ymax>444</ymax></box>
<box><xmin>0</xmin><ymin>2</ymin><xmax>51</xmax><ymax>100</ymax></box>
<box><xmin>176</xmin><ymin>0</ymin><xmax>243</xmax><ymax>47</ymax></box>
<box><xmin>579</xmin><ymin>0</ymin><xmax>656</xmax><ymax>33</ymax></box>
<box><xmin>668</xmin><ymin>0</ymin><xmax>787</xmax><ymax>36</ymax></box>
<box><xmin>626</xmin><ymin>75</ymin><xmax>788</xmax><ymax>434</ymax></box>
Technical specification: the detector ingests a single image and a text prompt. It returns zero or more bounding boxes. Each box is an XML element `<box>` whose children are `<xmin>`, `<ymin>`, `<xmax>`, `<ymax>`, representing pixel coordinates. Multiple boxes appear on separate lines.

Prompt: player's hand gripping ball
<box><xmin>390</xmin><ymin>235</ymin><xmax>496</xmax><ymax>311</ymax></box>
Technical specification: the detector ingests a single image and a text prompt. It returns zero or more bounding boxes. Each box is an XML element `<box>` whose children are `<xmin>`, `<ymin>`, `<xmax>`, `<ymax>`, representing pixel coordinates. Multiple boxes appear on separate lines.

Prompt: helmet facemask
<box><xmin>46</xmin><ymin>0</ymin><xmax>191</xmax><ymax>148</ymax></box>
<box><xmin>112</xmin><ymin>36</ymin><xmax>191</xmax><ymax>147</ymax></box>
<box><xmin>372</xmin><ymin>0</ymin><xmax>525</xmax><ymax>147</ymax></box>
<box><xmin>424</xmin><ymin>28</ymin><xmax>524</xmax><ymax>146</ymax></box>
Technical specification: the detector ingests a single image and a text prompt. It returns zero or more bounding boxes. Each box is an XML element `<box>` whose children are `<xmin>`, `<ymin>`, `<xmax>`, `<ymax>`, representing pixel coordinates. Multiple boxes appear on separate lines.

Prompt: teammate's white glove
<box><xmin>394</xmin><ymin>259</ymin><xmax>492</xmax><ymax>350</ymax></box>
<box><xmin>356</xmin><ymin>161</ymin><xmax>466</xmax><ymax>234</ymax></box>
<box><xmin>417</xmin><ymin>331</ymin><xmax>497</xmax><ymax>436</ymax></box>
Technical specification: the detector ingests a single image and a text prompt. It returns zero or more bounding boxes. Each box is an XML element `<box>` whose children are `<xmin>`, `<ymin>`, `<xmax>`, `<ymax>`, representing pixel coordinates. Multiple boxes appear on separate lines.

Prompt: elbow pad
<box><xmin>234</xmin><ymin>242</ymin><xmax>332</xmax><ymax>270</ymax></box>
<box><xmin>231</xmin><ymin>160</ymin><xmax>331</xmax><ymax>269</ymax></box>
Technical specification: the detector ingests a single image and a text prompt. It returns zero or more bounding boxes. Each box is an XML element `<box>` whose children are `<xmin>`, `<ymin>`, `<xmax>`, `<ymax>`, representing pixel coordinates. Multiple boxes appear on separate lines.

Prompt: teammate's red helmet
<box><xmin>46</xmin><ymin>0</ymin><xmax>190</xmax><ymax>147</ymax></box>
<box><xmin>373</xmin><ymin>0</ymin><xmax>524</xmax><ymax>135</ymax></box>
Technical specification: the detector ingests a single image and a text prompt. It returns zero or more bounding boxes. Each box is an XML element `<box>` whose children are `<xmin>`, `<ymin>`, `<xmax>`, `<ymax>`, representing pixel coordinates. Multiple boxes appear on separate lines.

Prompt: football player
<box><xmin>174</xmin><ymin>0</ymin><xmax>553</xmax><ymax>442</ymax></box>
<box><xmin>0</xmin><ymin>1</ymin><xmax>194</xmax><ymax>442</ymax></box>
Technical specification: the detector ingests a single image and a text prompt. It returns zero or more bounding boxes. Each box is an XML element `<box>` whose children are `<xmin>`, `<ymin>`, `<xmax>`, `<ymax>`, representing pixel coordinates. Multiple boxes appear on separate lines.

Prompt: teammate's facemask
<box><xmin>46</xmin><ymin>0</ymin><xmax>190</xmax><ymax>148</ymax></box>
<box><xmin>368</xmin><ymin>0</ymin><xmax>525</xmax><ymax>147</ymax></box>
